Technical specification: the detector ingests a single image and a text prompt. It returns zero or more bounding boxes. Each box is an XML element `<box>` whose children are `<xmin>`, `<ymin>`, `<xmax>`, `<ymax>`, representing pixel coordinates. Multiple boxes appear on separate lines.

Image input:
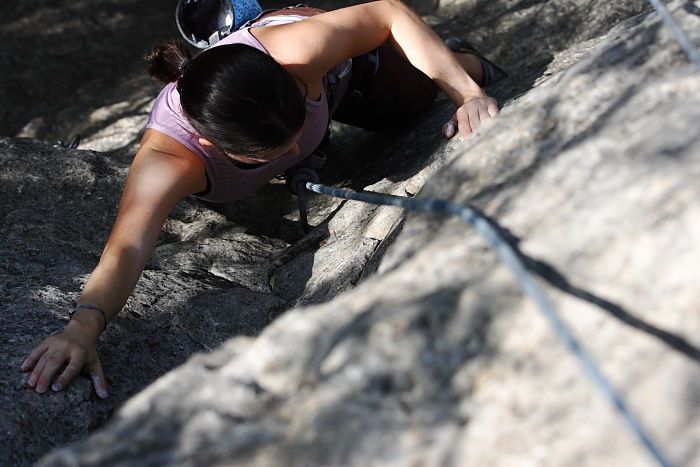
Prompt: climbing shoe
<box><xmin>445</xmin><ymin>37</ymin><xmax>508</xmax><ymax>88</ymax></box>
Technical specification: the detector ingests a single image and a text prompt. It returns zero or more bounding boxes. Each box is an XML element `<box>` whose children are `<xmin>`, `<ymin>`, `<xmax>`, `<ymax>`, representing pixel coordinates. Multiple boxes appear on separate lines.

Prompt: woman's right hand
<box><xmin>442</xmin><ymin>93</ymin><xmax>499</xmax><ymax>139</ymax></box>
<box><xmin>18</xmin><ymin>131</ymin><xmax>206</xmax><ymax>400</ymax></box>
<box><xmin>21</xmin><ymin>317</ymin><xmax>109</xmax><ymax>399</ymax></box>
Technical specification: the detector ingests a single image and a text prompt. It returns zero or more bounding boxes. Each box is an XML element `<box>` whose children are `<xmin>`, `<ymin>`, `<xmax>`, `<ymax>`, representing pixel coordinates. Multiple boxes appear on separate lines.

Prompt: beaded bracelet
<box><xmin>69</xmin><ymin>304</ymin><xmax>107</xmax><ymax>332</ymax></box>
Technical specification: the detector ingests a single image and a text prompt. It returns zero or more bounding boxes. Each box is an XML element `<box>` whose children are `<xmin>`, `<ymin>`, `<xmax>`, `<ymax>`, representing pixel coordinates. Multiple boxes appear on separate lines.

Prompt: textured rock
<box><xmin>2</xmin><ymin>0</ymin><xmax>700</xmax><ymax>466</ymax></box>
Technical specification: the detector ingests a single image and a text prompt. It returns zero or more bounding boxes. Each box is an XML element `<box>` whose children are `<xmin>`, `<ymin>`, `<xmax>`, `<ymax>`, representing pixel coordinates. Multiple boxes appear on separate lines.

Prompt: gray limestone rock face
<box><xmin>1</xmin><ymin>0</ymin><xmax>699</xmax><ymax>466</ymax></box>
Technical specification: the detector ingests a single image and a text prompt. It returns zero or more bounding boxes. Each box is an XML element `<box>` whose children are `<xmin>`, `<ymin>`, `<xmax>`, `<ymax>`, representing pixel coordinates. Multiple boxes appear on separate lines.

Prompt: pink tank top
<box><xmin>146</xmin><ymin>14</ymin><xmax>352</xmax><ymax>202</ymax></box>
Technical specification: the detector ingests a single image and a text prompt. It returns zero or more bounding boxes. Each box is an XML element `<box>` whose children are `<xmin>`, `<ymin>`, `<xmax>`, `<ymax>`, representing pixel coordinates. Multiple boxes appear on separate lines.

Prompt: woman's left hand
<box><xmin>443</xmin><ymin>94</ymin><xmax>500</xmax><ymax>139</ymax></box>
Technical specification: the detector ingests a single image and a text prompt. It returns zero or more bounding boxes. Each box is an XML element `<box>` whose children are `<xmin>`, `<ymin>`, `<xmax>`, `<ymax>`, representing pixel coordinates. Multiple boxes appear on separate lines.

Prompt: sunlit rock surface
<box><xmin>1</xmin><ymin>1</ymin><xmax>699</xmax><ymax>466</ymax></box>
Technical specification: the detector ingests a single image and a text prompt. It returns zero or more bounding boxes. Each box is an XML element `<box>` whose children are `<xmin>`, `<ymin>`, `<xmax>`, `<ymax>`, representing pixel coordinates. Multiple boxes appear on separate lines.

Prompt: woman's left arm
<box><xmin>258</xmin><ymin>0</ymin><xmax>498</xmax><ymax>138</ymax></box>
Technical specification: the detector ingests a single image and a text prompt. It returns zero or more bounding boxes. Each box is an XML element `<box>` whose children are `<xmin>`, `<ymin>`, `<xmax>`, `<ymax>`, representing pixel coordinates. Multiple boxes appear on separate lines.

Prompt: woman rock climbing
<box><xmin>21</xmin><ymin>0</ymin><xmax>505</xmax><ymax>398</ymax></box>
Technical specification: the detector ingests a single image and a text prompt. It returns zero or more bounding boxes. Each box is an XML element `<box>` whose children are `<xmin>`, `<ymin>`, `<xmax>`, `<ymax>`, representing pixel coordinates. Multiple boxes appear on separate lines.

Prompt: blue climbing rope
<box><xmin>647</xmin><ymin>0</ymin><xmax>700</xmax><ymax>70</ymax></box>
<box><xmin>292</xmin><ymin>5</ymin><xmax>698</xmax><ymax>467</ymax></box>
<box><xmin>305</xmin><ymin>182</ymin><xmax>673</xmax><ymax>467</ymax></box>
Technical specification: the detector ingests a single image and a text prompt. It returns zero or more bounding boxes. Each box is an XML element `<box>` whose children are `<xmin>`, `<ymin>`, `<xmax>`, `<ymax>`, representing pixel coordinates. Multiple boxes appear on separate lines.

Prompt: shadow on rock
<box><xmin>266</xmin><ymin>286</ymin><xmax>502</xmax><ymax>466</ymax></box>
<box><xmin>0</xmin><ymin>0</ymin><xmax>176</xmax><ymax>137</ymax></box>
<box><xmin>479</xmin><ymin>212</ymin><xmax>700</xmax><ymax>364</ymax></box>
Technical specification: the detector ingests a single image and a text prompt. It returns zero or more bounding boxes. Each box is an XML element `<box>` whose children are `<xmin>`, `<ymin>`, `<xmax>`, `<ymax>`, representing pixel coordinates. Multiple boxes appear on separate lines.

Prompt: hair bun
<box><xmin>144</xmin><ymin>39</ymin><xmax>192</xmax><ymax>84</ymax></box>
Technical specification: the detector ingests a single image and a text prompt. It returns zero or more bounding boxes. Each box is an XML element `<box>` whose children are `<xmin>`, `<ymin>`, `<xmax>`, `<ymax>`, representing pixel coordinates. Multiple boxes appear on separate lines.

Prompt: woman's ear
<box><xmin>198</xmin><ymin>137</ymin><xmax>214</xmax><ymax>147</ymax></box>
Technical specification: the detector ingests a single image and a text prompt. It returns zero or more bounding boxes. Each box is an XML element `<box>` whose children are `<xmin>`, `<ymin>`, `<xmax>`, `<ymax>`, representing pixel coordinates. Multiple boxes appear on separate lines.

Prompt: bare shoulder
<box><xmin>248</xmin><ymin>26</ymin><xmax>324</xmax><ymax>99</ymax></box>
<box><xmin>140</xmin><ymin>129</ymin><xmax>201</xmax><ymax>162</ymax></box>
<box><xmin>250</xmin><ymin>2</ymin><xmax>397</xmax><ymax>84</ymax></box>
<box><xmin>132</xmin><ymin>128</ymin><xmax>207</xmax><ymax>195</ymax></box>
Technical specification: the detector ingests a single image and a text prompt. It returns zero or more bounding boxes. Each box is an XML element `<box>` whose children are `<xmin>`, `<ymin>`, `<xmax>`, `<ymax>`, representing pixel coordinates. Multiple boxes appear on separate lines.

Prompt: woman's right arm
<box><xmin>21</xmin><ymin>129</ymin><xmax>207</xmax><ymax>398</ymax></box>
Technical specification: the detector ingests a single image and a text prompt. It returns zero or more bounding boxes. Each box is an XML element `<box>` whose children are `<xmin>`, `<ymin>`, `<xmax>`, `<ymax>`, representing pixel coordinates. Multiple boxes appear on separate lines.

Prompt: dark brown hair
<box><xmin>144</xmin><ymin>40</ymin><xmax>192</xmax><ymax>85</ymax></box>
<box><xmin>144</xmin><ymin>40</ymin><xmax>306</xmax><ymax>159</ymax></box>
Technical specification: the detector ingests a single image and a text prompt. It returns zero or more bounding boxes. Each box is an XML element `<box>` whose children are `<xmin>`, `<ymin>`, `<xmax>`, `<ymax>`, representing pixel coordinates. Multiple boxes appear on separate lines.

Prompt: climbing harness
<box><xmin>281</xmin><ymin>150</ymin><xmax>326</xmax><ymax>233</ymax></box>
<box><xmin>286</xmin><ymin>168</ymin><xmax>320</xmax><ymax>233</ymax></box>
<box><xmin>286</xmin><ymin>170</ymin><xmax>672</xmax><ymax>467</ymax></box>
